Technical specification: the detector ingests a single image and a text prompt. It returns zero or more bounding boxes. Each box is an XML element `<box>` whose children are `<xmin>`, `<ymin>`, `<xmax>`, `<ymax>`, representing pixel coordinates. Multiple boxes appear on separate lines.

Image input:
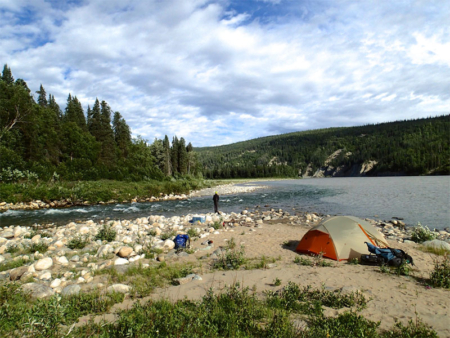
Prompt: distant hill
<box><xmin>195</xmin><ymin>115</ymin><xmax>450</xmax><ymax>178</ymax></box>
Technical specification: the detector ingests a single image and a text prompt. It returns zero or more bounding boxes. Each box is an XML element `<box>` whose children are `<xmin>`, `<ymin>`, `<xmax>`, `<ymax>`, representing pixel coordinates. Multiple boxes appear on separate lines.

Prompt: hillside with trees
<box><xmin>0</xmin><ymin>64</ymin><xmax>201</xmax><ymax>184</ymax></box>
<box><xmin>196</xmin><ymin>115</ymin><xmax>450</xmax><ymax>178</ymax></box>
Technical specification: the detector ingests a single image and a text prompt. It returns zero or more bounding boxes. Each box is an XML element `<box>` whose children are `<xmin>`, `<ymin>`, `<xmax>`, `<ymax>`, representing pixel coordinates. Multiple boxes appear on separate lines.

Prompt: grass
<box><xmin>0</xmin><ymin>283</ymin><xmax>124</xmax><ymax>338</ymax></box>
<box><xmin>0</xmin><ymin>178</ymin><xmax>219</xmax><ymax>204</ymax></box>
<box><xmin>294</xmin><ymin>254</ymin><xmax>333</xmax><ymax>267</ymax></box>
<box><xmin>0</xmin><ymin>258</ymin><xmax>27</xmax><ymax>272</ymax></box>
<box><xmin>428</xmin><ymin>254</ymin><xmax>450</xmax><ymax>288</ymax></box>
<box><xmin>418</xmin><ymin>245</ymin><xmax>450</xmax><ymax>256</ymax></box>
<box><xmin>379</xmin><ymin>262</ymin><xmax>414</xmax><ymax>277</ymax></box>
<box><xmin>410</xmin><ymin>223</ymin><xmax>437</xmax><ymax>243</ymax></box>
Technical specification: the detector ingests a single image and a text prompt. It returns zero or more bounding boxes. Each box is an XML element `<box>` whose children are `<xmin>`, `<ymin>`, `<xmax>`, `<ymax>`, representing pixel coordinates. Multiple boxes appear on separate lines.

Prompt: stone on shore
<box><xmin>22</xmin><ymin>283</ymin><xmax>55</xmax><ymax>299</ymax></box>
<box><xmin>422</xmin><ymin>239</ymin><xmax>450</xmax><ymax>251</ymax></box>
<box><xmin>114</xmin><ymin>258</ymin><xmax>129</xmax><ymax>266</ymax></box>
<box><xmin>10</xmin><ymin>266</ymin><xmax>29</xmax><ymax>281</ymax></box>
<box><xmin>107</xmin><ymin>284</ymin><xmax>130</xmax><ymax>294</ymax></box>
<box><xmin>35</xmin><ymin>257</ymin><xmax>53</xmax><ymax>270</ymax></box>
<box><xmin>61</xmin><ymin>284</ymin><xmax>81</xmax><ymax>296</ymax></box>
<box><xmin>117</xmin><ymin>246</ymin><xmax>134</xmax><ymax>258</ymax></box>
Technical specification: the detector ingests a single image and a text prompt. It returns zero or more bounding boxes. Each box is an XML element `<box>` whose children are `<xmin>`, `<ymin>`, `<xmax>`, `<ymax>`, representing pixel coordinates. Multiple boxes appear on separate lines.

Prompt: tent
<box><xmin>296</xmin><ymin>216</ymin><xmax>389</xmax><ymax>261</ymax></box>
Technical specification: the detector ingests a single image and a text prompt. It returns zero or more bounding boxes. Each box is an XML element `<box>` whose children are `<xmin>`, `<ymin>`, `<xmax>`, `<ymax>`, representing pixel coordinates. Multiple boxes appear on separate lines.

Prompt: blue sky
<box><xmin>1</xmin><ymin>0</ymin><xmax>449</xmax><ymax>147</ymax></box>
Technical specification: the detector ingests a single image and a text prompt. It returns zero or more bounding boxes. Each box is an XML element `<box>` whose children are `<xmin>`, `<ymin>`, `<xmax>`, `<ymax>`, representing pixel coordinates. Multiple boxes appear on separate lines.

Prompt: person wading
<box><xmin>213</xmin><ymin>191</ymin><xmax>220</xmax><ymax>214</ymax></box>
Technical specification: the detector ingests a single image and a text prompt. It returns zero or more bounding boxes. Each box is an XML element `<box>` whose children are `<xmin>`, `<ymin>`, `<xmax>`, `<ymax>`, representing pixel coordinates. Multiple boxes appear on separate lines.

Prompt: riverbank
<box><xmin>0</xmin><ymin>179</ymin><xmax>273</xmax><ymax>213</ymax></box>
<box><xmin>0</xmin><ymin>204</ymin><xmax>449</xmax><ymax>336</ymax></box>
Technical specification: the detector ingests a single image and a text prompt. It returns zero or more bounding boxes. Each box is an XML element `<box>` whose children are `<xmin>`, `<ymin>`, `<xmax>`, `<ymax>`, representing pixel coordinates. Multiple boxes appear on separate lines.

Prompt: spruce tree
<box><xmin>171</xmin><ymin>136</ymin><xmax>179</xmax><ymax>174</ymax></box>
<box><xmin>36</xmin><ymin>84</ymin><xmax>47</xmax><ymax>107</ymax></box>
<box><xmin>163</xmin><ymin>135</ymin><xmax>172</xmax><ymax>176</ymax></box>
<box><xmin>1</xmin><ymin>64</ymin><xmax>14</xmax><ymax>85</ymax></box>
<box><xmin>99</xmin><ymin>100</ymin><xmax>116</xmax><ymax>165</ymax></box>
<box><xmin>178</xmin><ymin>137</ymin><xmax>188</xmax><ymax>175</ymax></box>
<box><xmin>113</xmin><ymin>111</ymin><xmax>131</xmax><ymax>158</ymax></box>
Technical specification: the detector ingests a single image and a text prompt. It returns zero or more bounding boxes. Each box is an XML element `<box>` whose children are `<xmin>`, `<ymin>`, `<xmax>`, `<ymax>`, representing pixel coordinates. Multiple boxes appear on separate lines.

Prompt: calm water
<box><xmin>1</xmin><ymin>176</ymin><xmax>449</xmax><ymax>230</ymax></box>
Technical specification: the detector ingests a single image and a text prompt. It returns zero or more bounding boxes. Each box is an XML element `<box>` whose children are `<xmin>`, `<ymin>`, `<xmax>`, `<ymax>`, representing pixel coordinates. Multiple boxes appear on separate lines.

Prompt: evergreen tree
<box><xmin>88</xmin><ymin>98</ymin><xmax>102</xmax><ymax>140</ymax></box>
<box><xmin>178</xmin><ymin>137</ymin><xmax>188</xmax><ymax>175</ymax></box>
<box><xmin>1</xmin><ymin>64</ymin><xmax>14</xmax><ymax>85</ymax></box>
<box><xmin>48</xmin><ymin>94</ymin><xmax>62</xmax><ymax>118</ymax></box>
<box><xmin>163</xmin><ymin>135</ymin><xmax>172</xmax><ymax>176</ymax></box>
<box><xmin>99</xmin><ymin>100</ymin><xmax>116</xmax><ymax>165</ymax></box>
<box><xmin>112</xmin><ymin>111</ymin><xmax>131</xmax><ymax>157</ymax></box>
<box><xmin>171</xmin><ymin>136</ymin><xmax>179</xmax><ymax>174</ymax></box>
<box><xmin>36</xmin><ymin>84</ymin><xmax>47</xmax><ymax>107</ymax></box>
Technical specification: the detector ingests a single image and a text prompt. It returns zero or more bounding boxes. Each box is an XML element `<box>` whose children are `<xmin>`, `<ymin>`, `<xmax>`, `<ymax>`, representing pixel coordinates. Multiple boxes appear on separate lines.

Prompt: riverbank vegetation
<box><xmin>0</xmin><ymin>65</ymin><xmax>202</xmax><ymax>185</ymax></box>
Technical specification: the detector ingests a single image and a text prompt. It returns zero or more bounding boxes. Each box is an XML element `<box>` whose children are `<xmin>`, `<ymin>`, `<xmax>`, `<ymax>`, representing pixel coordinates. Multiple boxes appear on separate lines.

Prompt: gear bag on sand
<box><xmin>361</xmin><ymin>242</ymin><xmax>414</xmax><ymax>267</ymax></box>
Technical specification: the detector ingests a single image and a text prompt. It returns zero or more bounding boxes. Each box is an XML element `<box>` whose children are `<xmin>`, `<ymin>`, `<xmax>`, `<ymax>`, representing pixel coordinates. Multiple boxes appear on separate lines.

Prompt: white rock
<box><xmin>50</xmin><ymin>279</ymin><xmax>62</xmax><ymax>288</ymax></box>
<box><xmin>56</xmin><ymin>256</ymin><xmax>69</xmax><ymax>265</ymax></box>
<box><xmin>134</xmin><ymin>244</ymin><xmax>143</xmax><ymax>253</ymax></box>
<box><xmin>79</xmin><ymin>226</ymin><xmax>90</xmax><ymax>235</ymax></box>
<box><xmin>107</xmin><ymin>284</ymin><xmax>130</xmax><ymax>294</ymax></box>
<box><xmin>164</xmin><ymin>239</ymin><xmax>175</xmax><ymax>250</ymax></box>
<box><xmin>122</xmin><ymin>236</ymin><xmax>133</xmax><ymax>244</ymax></box>
<box><xmin>114</xmin><ymin>258</ymin><xmax>129</xmax><ymax>266</ymax></box>
<box><xmin>39</xmin><ymin>271</ymin><xmax>52</xmax><ymax>280</ymax></box>
<box><xmin>35</xmin><ymin>257</ymin><xmax>53</xmax><ymax>271</ymax></box>
<box><xmin>422</xmin><ymin>240</ymin><xmax>450</xmax><ymax>251</ymax></box>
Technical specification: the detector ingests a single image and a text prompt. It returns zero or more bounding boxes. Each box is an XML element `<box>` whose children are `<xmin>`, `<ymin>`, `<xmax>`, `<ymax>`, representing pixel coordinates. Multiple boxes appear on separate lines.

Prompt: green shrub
<box><xmin>214</xmin><ymin>246</ymin><xmax>246</xmax><ymax>270</ymax></box>
<box><xmin>428</xmin><ymin>254</ymin><xmax>450</xmax><ymax>288</ymax></box>
<box><xmin>410</xmin><ymin>223</ymin><xmax>437</xmax><ymax>243</ymax></box>
<box><xmin>26</xmin><ymin>242</ymin><xmax>49</xmax><ymax>254</ymax></box>
<box><xmin>67</xmin><ymin>235</ymin><xmax>90</xmax><ymax>250</ymax></box>
<box><xmin>186</xmin><ymin>228</ymin><xmax>198</xmax><ymax>238</ymax></box>
<box><xmin>381</xmin><ymin>317</ymin><xmax>438</xmax><ymax>337</ymax></box>
<box><xmin>211</xmin><ymin>221</ymin><xmax>222</xmax><ymax>230</ymax></box>
<box><xmin>160</xmin><ymin>231</ymin><xmax>176</xmax><ymax>241</ymax></box>
<box><xmin>273</xmin><ymin>278</ymin><xmax>282</xmax><ymax>286</ymax></box>
<box><xmin>95</xmin><ymin>224</ymin><xmax>117</xmax><ymax>242</ymax></box>
<box><xmin>6</xmin><ymin>245</ymin><xmax>20</xmax><ymax>254</ymax></box>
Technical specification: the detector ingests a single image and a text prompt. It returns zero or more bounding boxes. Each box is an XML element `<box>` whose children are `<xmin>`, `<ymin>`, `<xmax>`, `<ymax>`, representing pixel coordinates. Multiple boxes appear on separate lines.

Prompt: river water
<box><xmin>1</xmin><ymin>176</ymin><xmax>449</xmax><ymax>230</ymax></box>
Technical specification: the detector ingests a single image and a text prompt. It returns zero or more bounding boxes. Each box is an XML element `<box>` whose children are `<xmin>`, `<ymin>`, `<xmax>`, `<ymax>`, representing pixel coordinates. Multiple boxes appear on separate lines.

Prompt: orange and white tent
<box><xmin>296</xmin><ymin>216</ymin><xmax>389</xmax><ymax>261</ymax></box>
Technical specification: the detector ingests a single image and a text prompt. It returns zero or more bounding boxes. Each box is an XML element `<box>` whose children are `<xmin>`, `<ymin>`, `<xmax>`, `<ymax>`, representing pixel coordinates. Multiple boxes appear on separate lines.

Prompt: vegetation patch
<box><xmin>428</xmin><ymin>254</ymin><xmax>450</xmax><ymax>289</ymax></box>
<box><xmin>67</xmin><ymin>235</ymin><xmax>91</xmax><ymax>249</ymax></box>
<box><xmin>410</xmin><ymin>223</ymin><xmax>438</xmax><ymax>243</ymax></box>
<box><xmin>94</xmin><ymin>223</ymin><xmax>117</xmax><ymax>242</ymax></box>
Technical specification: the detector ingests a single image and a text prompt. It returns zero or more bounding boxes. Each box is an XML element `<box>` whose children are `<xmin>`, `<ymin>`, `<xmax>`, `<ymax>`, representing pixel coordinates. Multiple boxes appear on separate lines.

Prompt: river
<box><xmin>0</xmin><ymin>176</ymin><xmax>449</xmax><ymax>230</ymax></box>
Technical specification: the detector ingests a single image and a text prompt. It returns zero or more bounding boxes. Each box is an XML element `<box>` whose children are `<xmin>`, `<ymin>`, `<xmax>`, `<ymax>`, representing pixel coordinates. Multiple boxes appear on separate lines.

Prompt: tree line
<box><xmin>0</xmin><ymin>64</ymin><xmax>201</xmax><ymax>182</ymax></box>
<box><xmin>197</xmin><ymin>115</ymin><xmax>450</xmax><ymax>178</ymax></box>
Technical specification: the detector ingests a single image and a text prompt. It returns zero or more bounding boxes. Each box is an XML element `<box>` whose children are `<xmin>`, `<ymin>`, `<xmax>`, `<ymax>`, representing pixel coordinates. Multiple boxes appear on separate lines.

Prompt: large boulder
<box><xmin>22</xmin><ymin>283</ymin><xmax>55</xmax><ymax>299</ymax></box>
<box><xmin>422</xmin><ymin>240</ymin><xmax>450</xmax><ymax>251</ymax></box>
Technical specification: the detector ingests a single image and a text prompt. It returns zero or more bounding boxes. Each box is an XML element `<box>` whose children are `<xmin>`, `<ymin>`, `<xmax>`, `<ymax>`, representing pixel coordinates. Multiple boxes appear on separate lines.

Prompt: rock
<box><xmin>22</xmin><ymin>283</ymin><xmax>55</xmax><ymax>299</ymax></box>
<box><xmin>164</xmin><ymin>239</ymin><xmax>175</xmax><ymax>250</ymax></box>
<box><xmin>79</xmin><ymin>226</ymin><xmax>90</xmax><ymax>235</ymax></box>
<box><xmin>55</xmin><ymin>256</ymin><xmax>69</xmax><ymax>265</ymax></box>
<box><xmin>422</xmin><ymin>240</ymin><xmax>450</xmax><ymax>251</ymax></box>
<box><xmin>0</xmin><ymin>255</ymin><xmax>4</xmax><ymax>263</ymax></box>
<box><xmin>134</xmin><ymin>244</ymin><xmax>143</xmax><ymax>254</ymax></box>
<box><xmin>50</xmin><ymin>279</ymin><xmax>62</xmax><ymax>288</ymax></box>
<box><xmin>14</xmin><ymin>227</ymin><xmax>24</xmax><ymax>237</ymax></box>
<box><xmin>122</xmin><ymin>236</ymin><xmax>133</xmax><ymax>244</ymax></box>
<box><xmin>117</xmin><ymin>246</ymin><xmax>134</xmax><ymax>258</ymax></box>
<box><xmin>114</xmin><ymin>258</ymin><xmax>129</xmax><ymax>266</ymax></box>
<box><xmin>39</xmin><ymin>271</ymin><xmax>52</xmax><ymax>280</ymax></box>
<box><xmin>34</xmin><ymin>257</ymin><xmax>53</xmax><ymax>271</ymax></box>
<box><xmin>107</xmin><ymin>284</ymin><xmax>130</xmax><ymax>294</ymax></box>
<box><xmin>157</xmin><ymin>255</ymin><xmax>165</xmax><ymax>262</ymax></box>
<box><xmin>10</xmin><ymin>266</ymin><xmax>29</xmax><ymax>281</ymax></box>
<box><xmin>173</xmin><ymin>276</ymin><xmax>194</xmax><ymax>285</ymax></box>
<box><xmin>2</xmin><ymin>231</ymin><xmax>14</xmax><ymax>239</ymax></box>
<box><xmin>96</xmin><ymin>244</ymin><xmax>113</xmax><ymax>258</ymax></box>
<box><xmin>61</xmin><ymin>284</ymin><xmax>81</xmax><ymax>296</ymax></box>
<box><xmin>70</xmin><ymin>255</ymin><xmax>80</xmax><ymax>262</ymax></box>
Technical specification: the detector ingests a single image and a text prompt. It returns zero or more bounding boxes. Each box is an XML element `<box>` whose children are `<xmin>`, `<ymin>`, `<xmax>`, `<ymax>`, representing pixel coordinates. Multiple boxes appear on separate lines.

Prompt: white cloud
<box><xmin>0</xmin><ymin>0</ymin><xmax>449</xmax><ymax>146</ymax></box>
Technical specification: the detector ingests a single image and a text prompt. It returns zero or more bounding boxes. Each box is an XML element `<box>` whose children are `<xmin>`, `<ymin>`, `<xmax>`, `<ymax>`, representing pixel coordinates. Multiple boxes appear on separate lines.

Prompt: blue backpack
<box><xmin>174</xmin><ymin>234</ymin><xmax>190</xmax><ymax>250</ymax></box>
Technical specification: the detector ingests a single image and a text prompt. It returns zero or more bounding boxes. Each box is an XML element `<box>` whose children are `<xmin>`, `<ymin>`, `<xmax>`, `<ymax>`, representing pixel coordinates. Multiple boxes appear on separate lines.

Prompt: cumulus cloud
<box><xmin>1</xmin><ymin>0</ymin><xmax>449</xmax><ymax>146</ymax></box>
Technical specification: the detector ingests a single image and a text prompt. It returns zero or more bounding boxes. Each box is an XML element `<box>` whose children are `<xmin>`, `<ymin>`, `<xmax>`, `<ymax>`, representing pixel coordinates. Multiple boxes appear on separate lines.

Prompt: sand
<box><xmin>87</xmin><ymin>220</ymin><xmax>450</xmax><ymax>337</ymax></box>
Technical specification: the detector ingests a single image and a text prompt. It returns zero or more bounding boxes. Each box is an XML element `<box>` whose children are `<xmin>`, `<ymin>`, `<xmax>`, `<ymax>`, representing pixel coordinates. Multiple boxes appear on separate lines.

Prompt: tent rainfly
<box><xmin>296</xmin><ymin>215</ymin><xmax>389</xmax><ymax>261</ymax></box>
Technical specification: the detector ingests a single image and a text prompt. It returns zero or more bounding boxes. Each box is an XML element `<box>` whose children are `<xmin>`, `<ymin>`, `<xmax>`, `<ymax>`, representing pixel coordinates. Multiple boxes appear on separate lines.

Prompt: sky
<box><xmin>1</xmin><ymin>0</ymin><xmax>449</xmax><ymax>147</ymax></box>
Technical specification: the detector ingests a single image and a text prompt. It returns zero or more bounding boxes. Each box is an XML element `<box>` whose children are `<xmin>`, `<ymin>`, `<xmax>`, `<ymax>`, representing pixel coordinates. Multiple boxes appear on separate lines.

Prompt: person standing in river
<box><xmin>213</xmin><ymin>191</ymin><xmax>220</xmax><ymax>214</ymax></box>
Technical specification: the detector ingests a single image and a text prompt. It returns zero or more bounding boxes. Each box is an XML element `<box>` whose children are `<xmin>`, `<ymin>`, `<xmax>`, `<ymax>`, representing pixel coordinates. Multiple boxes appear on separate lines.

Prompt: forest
<box><xmin>0</xmin><ymin>65</ymin><xmax>201</xmax><ymax>184</ymax></box>
<box><xmin>196</xmin><ymin>115</ymin><xmax>450</xmax><ymax>179</ymax></box>
<box><xmin>1</xmin><ymin>64</ymin><xmax>449</xmax><ymax>185</ymax></box>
